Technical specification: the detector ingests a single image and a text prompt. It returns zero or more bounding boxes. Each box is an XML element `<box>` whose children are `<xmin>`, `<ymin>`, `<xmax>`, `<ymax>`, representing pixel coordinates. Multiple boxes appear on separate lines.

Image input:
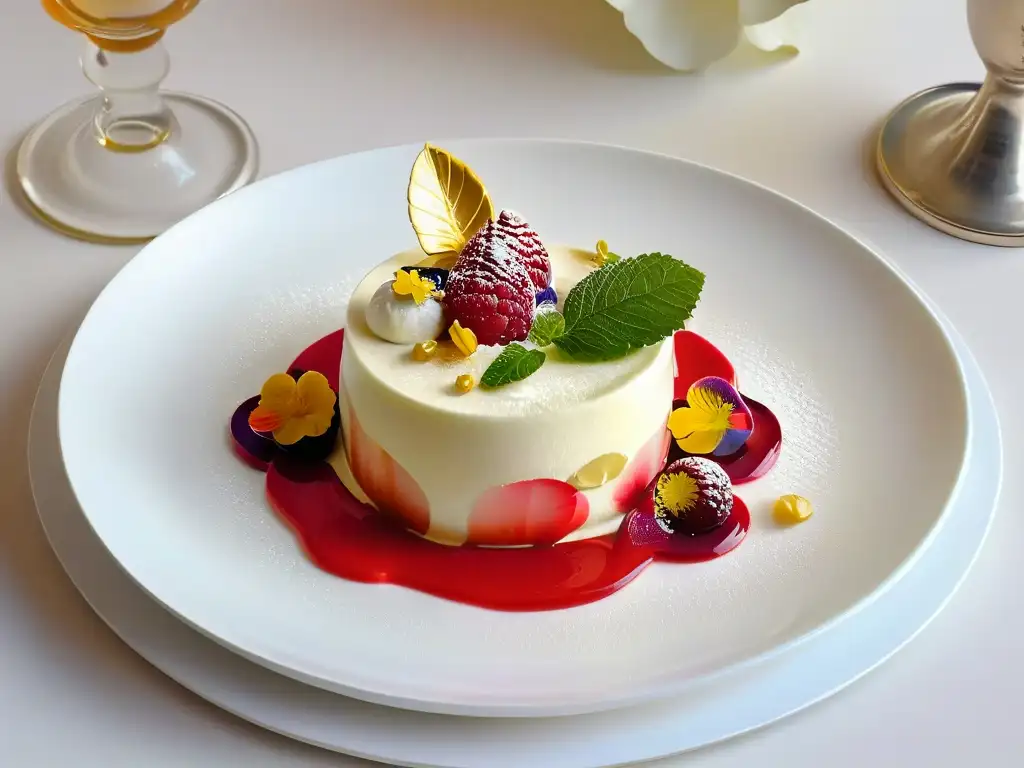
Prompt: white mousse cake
<box><xmin>339</xmin><ymin>245</ymin><xmax>674</xmax><ymax>546</ymax></box>
<box><xmin>330</xmin><ymin>144</ymin><xmax>703</xmax><ymax>548</ymax></box>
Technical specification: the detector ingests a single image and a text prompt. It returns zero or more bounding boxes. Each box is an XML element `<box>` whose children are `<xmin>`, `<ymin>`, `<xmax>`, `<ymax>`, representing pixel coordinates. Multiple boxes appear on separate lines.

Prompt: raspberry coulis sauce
<box><xmin>233</xmin><ymin>329</ymin><xmax>781</xmax><ymax>612</ymax></box>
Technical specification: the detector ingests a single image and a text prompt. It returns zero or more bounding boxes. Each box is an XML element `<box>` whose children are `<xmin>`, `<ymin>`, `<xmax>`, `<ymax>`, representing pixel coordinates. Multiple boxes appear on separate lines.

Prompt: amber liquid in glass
<box><xmin>42</xmin><ymin>0</ymin><xmax>199</xmax><ymax>50</ymax></box>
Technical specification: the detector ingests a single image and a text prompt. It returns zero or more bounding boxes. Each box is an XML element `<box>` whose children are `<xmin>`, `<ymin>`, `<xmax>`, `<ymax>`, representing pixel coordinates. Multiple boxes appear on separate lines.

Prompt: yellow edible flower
<box><xmin>248</xmin><ymin>371</ymin><xmax>337</xmax><ymax>446</ymax></box>
<box><xmin>392</xmin><ymin>268</ymin><xmax>438</xmax><ymax>305</ymax></box>
<box><xmin>656</xmin><ymin>471</ymin><xmax>700</xmax><ymax>518</ymax></box>
<box><xmin>593</xmin><ymin>239</ymin><xmax>619</xmax><ymax>267</ymax></box>
<box><xmin>449</xmin><ymin>320</ymin><xmax>478</xmax><ymax>357</ymax></box>
<box><xmin>667</xmin><ymin>389</ymin><xmax>734</xmax><ymax>455</ymax></box>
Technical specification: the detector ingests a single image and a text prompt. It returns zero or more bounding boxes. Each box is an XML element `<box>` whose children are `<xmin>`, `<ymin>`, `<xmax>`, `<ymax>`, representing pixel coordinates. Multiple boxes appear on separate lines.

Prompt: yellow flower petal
<box><xmin>676</xmin><ymin>428</ymin><xmax>727</xmax><ymax>455</ymax></box>
<box><xmin>392</xmin><ymin>269</ymin><xmax>412</xmax><ymax>296</ymax></box>
<box><xmin>449</xmin><ymin>320</ymin><xmax>478</xmax><ymax>357</ymax></box>
<box><xmin>297</xmin><ymin>371</ymin><xmax>336</xmax><ymax>413</ymax></box>
<box><xmin>259</xmin><ymin>373</ymin><xmax>299</xmax><ymax>414</ymax></box>
<box><xmin>392</xmin><ymin>269</ymin><xmax>435</xmax><ymax>305</ymax></box>
<box><xmin>414</xmin><ymin>271</ymin><xmax>436</xmax><ymax>304</ymax></box>
<box><xmin>392</xmin><ymin>269</ymin><xmax>416</xmax><ymax>300</ymax></box>
<box><xmin>248</xmin><ymin>404</ymin><xmax>286</xmax><ymax>433</ymax></box>
<box><xmin>275</xmin><ymin>410</ymin><xmax>335</xmax><ymax>446</ymax></box>
<box><xmin>273</xmin><ymin>418</ymin><xmax>309</xmax><ymax>446</ymax></box>
<box><xmin>301</xmin><ymin>411</ymin><xmax>335</xmax><ymax>439</ymax></box>
<box><xmin>686</xmin><ymin>383</ymin><xmax>732</xmax><ymax>420</ymax></box>
<box><xmin>255</xmin><ymin>370</ymin><xmax>337</xmax><ymax>445</ymax></box>
<box><xmin>667</xmin><ymin>406</ymin><xmax>727</xmax><ymax>454</ymax></box>
<box><xmin>293</xmin><ymin>371</ymin><xmax>337</xmax><ymax>441</ymax></box>
<box><xmin>667</xmin><ymin>381</ymin><xmax>737</xmax><ymax>455</ymax></box>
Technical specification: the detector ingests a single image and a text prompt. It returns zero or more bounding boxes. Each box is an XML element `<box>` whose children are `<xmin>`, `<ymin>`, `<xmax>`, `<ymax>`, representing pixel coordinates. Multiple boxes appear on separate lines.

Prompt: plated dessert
<box><xmin>230</xmin><ymin>144</ymin><xmax>796</xmax><ymax>611</ymax></box>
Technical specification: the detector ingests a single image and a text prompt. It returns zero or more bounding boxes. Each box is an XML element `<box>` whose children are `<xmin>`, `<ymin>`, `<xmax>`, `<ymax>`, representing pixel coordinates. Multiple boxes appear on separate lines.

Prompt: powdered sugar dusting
<box><xmin>443</xmin><ymin>220</ymin><xmax>536</xmax><ymax>346</ymax></box>
<box><xmin>349</xmin><ymin>246</ymin><xmax>669</xmax><ymax>417</ymax></box>
<box><xmin>496</xmin><ymin>209</ymin><xmax>552</xmax><ymax>291</ymax></box>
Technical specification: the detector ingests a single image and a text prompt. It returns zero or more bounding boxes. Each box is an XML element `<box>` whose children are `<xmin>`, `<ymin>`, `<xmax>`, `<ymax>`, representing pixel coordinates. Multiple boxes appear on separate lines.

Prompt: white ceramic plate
<box><xmin>32</xmin><ymin>317</ymin><xmax>1000</xmax><ymax>767</ymax></box>
<box><xmin>57</xmin><ymin>140</ymin><xmax>970</xmax><ymax>717</ymax></box>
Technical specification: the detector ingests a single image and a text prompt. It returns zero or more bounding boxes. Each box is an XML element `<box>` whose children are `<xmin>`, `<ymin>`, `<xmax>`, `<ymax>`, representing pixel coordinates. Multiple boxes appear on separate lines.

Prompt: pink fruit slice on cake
<box><xmin>467</xmin><ymin>479</ymin><xmax>589</xmax><ymax>546</ymax></box>
<box><xmin>612</xmin><ymin>427</ymin><xmax>672</xmax><ymax>513</ymax></box>
<box><xmin>346</xmin><ymin>405</ymin><xmax>431</xmax><ymax>535</ymax></box>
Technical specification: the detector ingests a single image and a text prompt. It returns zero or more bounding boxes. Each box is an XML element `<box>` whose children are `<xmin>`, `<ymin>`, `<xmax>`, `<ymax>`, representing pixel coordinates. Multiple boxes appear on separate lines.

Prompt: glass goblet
<box><xmin>18</xmin><ymin>1</ymin><xmax>259</xmax><ymax>243</ymax></box>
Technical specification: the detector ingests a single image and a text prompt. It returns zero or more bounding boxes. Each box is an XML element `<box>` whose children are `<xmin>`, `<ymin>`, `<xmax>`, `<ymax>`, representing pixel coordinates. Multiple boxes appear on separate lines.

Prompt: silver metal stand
<box><xmin>877</xmin><ymin>0</ymin><xmax>1024</xmax><ymax>246</ymax></box>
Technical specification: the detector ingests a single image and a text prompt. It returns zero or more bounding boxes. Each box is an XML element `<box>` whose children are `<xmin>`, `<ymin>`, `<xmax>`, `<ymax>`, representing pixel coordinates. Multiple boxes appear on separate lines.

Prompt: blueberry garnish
<box><xmin>400</xmin><ymin>266</ymin><xmax>449</xmax><ymax>291</ymax></box>
<box><xmin>535</xmin><ymin>285</ymin><xmax>557</xmax><ymax>306</ymax></box>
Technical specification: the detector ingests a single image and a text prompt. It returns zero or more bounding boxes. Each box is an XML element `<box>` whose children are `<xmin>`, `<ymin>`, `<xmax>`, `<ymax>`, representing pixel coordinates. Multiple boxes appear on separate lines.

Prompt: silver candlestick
<box><xmin>877</xmin><ymin>0</ymin><xmax>1024</xmax><ymax>246</ymax></box>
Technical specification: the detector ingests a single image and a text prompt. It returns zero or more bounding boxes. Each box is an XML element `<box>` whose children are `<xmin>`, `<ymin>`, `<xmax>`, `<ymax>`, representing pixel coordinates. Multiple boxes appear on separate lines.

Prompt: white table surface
<box><xmin>1</xmin><ymin>1</ymin><xmax>1019</xmax><ymax>765</ymax></box>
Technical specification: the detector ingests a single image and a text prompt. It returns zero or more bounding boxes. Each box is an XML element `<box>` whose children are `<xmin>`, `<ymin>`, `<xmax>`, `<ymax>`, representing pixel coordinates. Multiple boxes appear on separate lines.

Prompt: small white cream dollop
<box><xmin>365</xmin><ymin>280</ymin><xmax>445</xmax><ymax>344</ymax></box>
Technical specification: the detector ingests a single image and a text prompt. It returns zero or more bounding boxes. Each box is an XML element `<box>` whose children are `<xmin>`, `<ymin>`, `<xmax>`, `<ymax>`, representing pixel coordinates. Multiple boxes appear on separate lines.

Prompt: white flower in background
<box><xmin>605</xmin><ymin>0</ymin><xmax>809</xmax><ymax>71</ymax></box>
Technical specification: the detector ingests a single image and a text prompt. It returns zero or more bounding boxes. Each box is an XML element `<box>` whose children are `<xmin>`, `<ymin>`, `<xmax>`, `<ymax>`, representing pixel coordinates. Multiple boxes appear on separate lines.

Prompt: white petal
<box><xmin>738</xmin><ymin>0</ymin><xmax>807</xmax><ymax>25</ymax></box>
<box><xmin>619</xmin><ymin>0</ymin><xmax>741</xmax><ymax>72</ymax></box>
<box><xmin>743</xmin><ymin>1</ymin><xmax>806</xmax><ymax>53</ymax></box>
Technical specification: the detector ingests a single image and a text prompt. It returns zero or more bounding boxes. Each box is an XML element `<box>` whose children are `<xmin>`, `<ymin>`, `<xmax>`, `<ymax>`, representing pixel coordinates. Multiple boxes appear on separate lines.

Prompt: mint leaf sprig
<box><xmin>480</xmin><ymin>344</ymin><xmax>546</xmax><ymax>389</ymax></box>
<box><xmin>479</xmin><ymin>251</ymin><xmax>704</xmax><ymax>389</ymax></box>
<box><xmin>554</xmin><ymin>252</ymin><xmax>704</xmax><ymax>362</ymax></box>
<box><xmin>482</xmin><ymin>308</ymin><xmax>563</xmax><ymax>389</ymax></box>
<box><xmin>528</xmin><ymin>306</ymin><xmax>566</xmax><ymax>347</ymax></box>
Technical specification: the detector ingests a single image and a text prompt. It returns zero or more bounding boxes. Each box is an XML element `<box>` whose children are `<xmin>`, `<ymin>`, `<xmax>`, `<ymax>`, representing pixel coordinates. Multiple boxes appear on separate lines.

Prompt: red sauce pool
<box><xmin>232</xmin><ymin>329</ymin><xmax>780</xmax><ymax>612</ymax></box>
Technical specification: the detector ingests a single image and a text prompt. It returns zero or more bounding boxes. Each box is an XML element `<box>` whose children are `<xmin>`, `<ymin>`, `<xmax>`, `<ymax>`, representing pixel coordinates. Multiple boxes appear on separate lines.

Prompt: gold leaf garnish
<box><xmin>408</xmin><ymin>144</ymin><xmax>494</xmax><ymax>262</ymax></box>
<box><xmin>569</xmin><ymin>453</ymin><xmax>629</xmax><ymax>490</ymax></box>
<box><xmin>455</xmin><ymin>373</ymin><xmax>475</xmax><ymax>394</ymax></box>
<box><xmin>415</xmin><ymin>252</ymin><xmax>459</xmax><ymax>271</ymax></box>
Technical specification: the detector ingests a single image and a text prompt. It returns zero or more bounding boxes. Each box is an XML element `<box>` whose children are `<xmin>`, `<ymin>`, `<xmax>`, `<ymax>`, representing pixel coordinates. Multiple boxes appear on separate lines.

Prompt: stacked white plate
<box><xmin>30</xmin><ymin>141</ymin><xmax>1002</xmax><ymax>767</ymax></box>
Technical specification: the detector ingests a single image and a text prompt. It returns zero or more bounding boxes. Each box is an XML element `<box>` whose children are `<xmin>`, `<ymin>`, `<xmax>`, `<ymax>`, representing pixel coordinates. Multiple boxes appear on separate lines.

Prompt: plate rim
<box><xmin>55</xmin><ymin>138</ymin><xmax>974</xmax><ymax>716</ymax></box>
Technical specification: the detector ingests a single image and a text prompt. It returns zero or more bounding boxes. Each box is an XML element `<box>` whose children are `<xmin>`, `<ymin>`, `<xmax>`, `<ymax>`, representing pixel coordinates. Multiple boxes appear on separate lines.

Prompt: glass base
<box><xmin>877</xmin><ymin>80</ymin><xmax>1024</xmax><ymax>247</ymax></box>
<box><xmin>17</xmin><ymin>91</ymin><xmax>258</xmax><ymax>244</ymax></box>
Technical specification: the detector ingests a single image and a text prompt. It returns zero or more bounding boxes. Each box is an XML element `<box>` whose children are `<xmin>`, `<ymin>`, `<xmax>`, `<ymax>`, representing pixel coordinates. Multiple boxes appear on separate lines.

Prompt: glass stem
<box><xmin>81</xmin><ymin>39</ymin><xmax>174</xmax><ymax>153</ymax></box>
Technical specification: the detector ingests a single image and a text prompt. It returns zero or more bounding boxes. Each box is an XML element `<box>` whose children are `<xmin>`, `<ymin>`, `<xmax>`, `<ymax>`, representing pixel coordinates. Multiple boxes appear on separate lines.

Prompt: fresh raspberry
<box><xmin>495</xmin><ymin>210</ymin><xmax>552</xmax><ymax>292</ymax></box>
<box><xmin>444</xmin><ymin>220</ymin><xmax>535</xmax><ymax>346</ymax></box>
